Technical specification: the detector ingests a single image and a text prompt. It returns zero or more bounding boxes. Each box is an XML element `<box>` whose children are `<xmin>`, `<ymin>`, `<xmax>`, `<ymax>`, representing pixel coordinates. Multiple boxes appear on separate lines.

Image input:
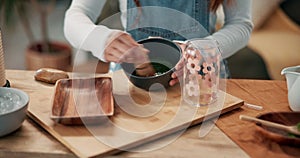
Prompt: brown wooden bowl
<box><xmin>51</xmin><ymin>77</ymin><xmax>114</xmax><ymax>125</ymax></box>
<box><xmin>255</xmin><ymin>112</ymin><xmax>300</xmax><ymax>146</ymax></box>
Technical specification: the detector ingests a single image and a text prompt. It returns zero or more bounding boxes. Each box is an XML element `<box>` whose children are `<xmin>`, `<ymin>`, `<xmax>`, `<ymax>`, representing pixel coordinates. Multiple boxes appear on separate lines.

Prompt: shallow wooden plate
<box><xmin>51</xmin><ymin>77</ymin><xmax>114</xmax><ymax>125</ymax></box>
<box><xmin>256</xmin><ymin>112</ymin><xmax>300</xmax><ymax>146</ymax></box>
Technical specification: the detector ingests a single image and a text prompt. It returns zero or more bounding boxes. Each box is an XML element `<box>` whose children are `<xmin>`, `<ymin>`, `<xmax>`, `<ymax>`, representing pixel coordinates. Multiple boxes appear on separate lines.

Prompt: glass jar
<box><xmin>183</xmin><ymin>39</ymin><xmax>221</xmax><ymax>106</ymax></box>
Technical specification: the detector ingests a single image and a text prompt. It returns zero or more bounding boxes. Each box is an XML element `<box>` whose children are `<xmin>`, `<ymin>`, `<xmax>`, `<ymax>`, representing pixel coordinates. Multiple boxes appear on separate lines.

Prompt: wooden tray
<box><xmin>51</xmin><ymin>77</ymin><xmax>114</xmax><ymax>125</ymax></box>
<box><xmin>7</xmin><ymin>70</ymin><xmax>244</xmax><ymax>158</ymax></box>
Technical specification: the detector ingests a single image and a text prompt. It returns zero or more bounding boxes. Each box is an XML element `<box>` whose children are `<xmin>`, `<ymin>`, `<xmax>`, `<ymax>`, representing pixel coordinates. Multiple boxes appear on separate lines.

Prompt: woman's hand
<box><xmin>104</xmin><ymin>31</ymin><xmax>149</xmax><ymax>63</ymax></box>
<box><xmin>169</xmin><ymin>42</ymin><xmax>187</xmax><ymax>86</ymax></box>
<box><xmin>169</xmin><ymin>57</ymin><xmax>184</xmax><ymax>86</ymax></box>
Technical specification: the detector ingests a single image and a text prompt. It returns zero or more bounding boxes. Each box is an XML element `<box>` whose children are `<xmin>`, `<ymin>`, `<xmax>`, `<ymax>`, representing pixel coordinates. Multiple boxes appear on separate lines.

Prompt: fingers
<box><xmin>172</xmin><ymin>68</ymin><xmax>183</xmax><ymax>78</ymax></box>
<box><xmin>105</xmin><ymin>55</ymin><xmax>119</xmax><ymax>63</ymax></box>
<box><xmin>118</xmin><ymin>33</ymin><xmax>139</xmax><ymax>47</ymax></box>
<box><xmin>172</xmin><ymin>57</ymin><xmax>184</xmax><ymax>78</ymax></box>
<box><xmin>169</xmin><ymin>78</ymin><xmax>179</xmax><ymax>86</ymax></box>
<box><xmin>175</xmin><ymin>57</ymin><xmax>184</xmax><ymax>70</ymax></box>
<box><xmin>135</xmin><ymin>63</ymin><xmax>156</xmax><ymax>77</ymax></box>
<box><xmin>121</xmin><ymin>46</ymin><xmax>149</xmax><ymax>63</ymax></box>
<box><xmin>178</xmin><ymin>44</ymin><xmax>187</xmax><ymax>52</ymax></box>
<box><xmin>170</xmin><ymin>68</ymin><xmax>183</xmax><ymax>86</ymax></box>
<box><xmin>111</xmin><ymin>38</ymin><xmax>132</xmax><ymax>54</ymax></box>
<box><xmin>170</xmin><ymin>57</ymin><xmax>184</xmax><ymax>86</ymax></box>
<box><xmin>173</xmin><ymin>41</ymin><xmax>187</xmax><ymax>54</ymax></box>
<box><xmin>105</xmin><ymin>50</ymin><xmax>122</xmax><ymax>63</ymax></box>
<box><xmin>104</xmin><ymin>31</ymin><xmax>150</xmax><ymax>63</ymax></box>
<box><xmin>107</xmin><ymin>31</ymin><xmax>137</xmax><ymax>47</ymax></box>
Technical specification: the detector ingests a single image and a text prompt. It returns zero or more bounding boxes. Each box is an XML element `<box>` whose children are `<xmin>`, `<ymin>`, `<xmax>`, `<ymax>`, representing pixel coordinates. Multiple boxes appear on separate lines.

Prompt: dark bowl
<box><xmin>121</xmin><ymin>38</ymin><xmax>182</xmax><ymax>91</ymax></box>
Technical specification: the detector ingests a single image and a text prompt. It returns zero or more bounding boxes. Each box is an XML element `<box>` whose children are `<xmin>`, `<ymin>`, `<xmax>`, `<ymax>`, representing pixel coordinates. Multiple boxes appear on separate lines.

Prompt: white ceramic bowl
<box><xmin>0</xmin><ymin>87</ymin><xmax>29</xmax><ymax>137</ymax></box>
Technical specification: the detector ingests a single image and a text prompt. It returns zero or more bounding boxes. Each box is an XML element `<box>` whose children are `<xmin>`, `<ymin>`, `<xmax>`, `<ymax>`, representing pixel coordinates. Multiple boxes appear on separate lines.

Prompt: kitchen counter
<box><xmin>0</xmin><ymin>70</ymin><xmax>298</xmax><ymax>158</ymax></box>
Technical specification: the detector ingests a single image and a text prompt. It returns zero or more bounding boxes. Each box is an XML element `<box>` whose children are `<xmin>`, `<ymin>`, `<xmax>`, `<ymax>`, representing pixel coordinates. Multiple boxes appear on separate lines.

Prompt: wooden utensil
<box><xmin>135</xmin><ymin>62</ymin><xmax>156</xmax><ymax>77</ymax></box>
<box><xmin>134</xmin><ymin>51</ymin><xmax>156</xmax><ymax>77</ymax></box>
<box><xmin>239</xmin><ymin>115</ymin><xmax>300</xmax><ymax>136</ymax></box>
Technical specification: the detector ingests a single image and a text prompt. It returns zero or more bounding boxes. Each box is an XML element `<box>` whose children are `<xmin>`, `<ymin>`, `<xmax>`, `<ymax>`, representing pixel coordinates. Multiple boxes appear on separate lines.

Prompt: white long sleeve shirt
<box><xmin>64</xmin><ymin>0</ymin><xmax>253</xmax><ymax>64</ymax></box>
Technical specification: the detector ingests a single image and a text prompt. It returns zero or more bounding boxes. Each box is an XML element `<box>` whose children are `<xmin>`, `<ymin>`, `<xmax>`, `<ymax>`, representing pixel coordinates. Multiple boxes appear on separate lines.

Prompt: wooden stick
<box><xmin>244</xmin><ymin>103</ymin><xmax>263</xmax><ymax>111</ymax></box>
<box><xmin>239</xmin><ymin>115</ymin><xmax>300</xmax><ymax>135</ymax></box>
<box><xmin>240</xmin><ymin>115</ymin><xmax>287</xmax><ymax>130</ymax></box>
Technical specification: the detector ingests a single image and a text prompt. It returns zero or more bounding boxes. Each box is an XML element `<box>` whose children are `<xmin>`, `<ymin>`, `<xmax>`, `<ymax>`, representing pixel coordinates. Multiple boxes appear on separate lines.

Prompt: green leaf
<box><xmin>4</xmin><ymin>0</ymin><xmax>16</xmax><ymax>24</ymax></box>
<box><xmin>0</xmin><ymin>0</ymin><xmax>4</xmax><ymax>10</ymax></box>
<box><xmin>0</xmin><ymin>0</ymin><xmax>18</xmax><ymax>26</ymax></box>
<box><xmin>288</xmin><ymin>133</ymin><xmax>297</xmax><ymax>138</ymax></box>
<box><xmin>0</xmin><ymin>0</ymin><xmax>28</xmax><ymax>26</ymax></box>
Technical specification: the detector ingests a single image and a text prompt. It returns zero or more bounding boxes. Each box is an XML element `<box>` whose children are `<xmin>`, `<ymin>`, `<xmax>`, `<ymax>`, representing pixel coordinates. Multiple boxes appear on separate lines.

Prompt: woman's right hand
<box><xmin>104</xmin><ymin>31</ymin><xmax>150</xmax><ymax>64</ymax></box>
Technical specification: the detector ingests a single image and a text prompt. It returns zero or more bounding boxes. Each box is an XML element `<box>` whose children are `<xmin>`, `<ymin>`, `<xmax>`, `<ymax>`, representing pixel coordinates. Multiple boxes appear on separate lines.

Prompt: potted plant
<box><xmin>0</xmin><ymin>0</ymin><xmax>72</xmax><ymax>71</ymax></box>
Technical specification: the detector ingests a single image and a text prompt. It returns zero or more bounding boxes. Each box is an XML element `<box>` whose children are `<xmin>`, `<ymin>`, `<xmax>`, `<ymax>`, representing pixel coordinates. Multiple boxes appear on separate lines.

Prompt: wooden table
<box><xmin>0</xmin><ymin>70</ymin><xmax>298</xmax><ymax>158</ymax></box>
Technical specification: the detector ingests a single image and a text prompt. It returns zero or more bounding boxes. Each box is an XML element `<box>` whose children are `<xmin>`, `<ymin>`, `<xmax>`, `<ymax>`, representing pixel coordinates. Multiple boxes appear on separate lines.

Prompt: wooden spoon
<box><xmin>134</xmin><ymin>49</ymin><xmax>156</xmax><ymax>77</ymax></box>
<box><xmin>239</xmin><ymin>115</ymin><xmax>300</xmax><ymax>136</ymax></box>
<box><xmin>135</xmin><ymin>62</ymin><xmax>156</xmax><ymax>77</ymax></box>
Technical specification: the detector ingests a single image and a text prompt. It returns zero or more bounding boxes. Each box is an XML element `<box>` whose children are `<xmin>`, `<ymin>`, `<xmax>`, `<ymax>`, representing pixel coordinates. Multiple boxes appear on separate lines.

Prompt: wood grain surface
<box><xmin>51</xmin><ymin>77</ymin><xmax>114</xmax><ymax>125</ymax></box>
<box><xmin>256</xmin><ymin>112</ymin><xmax>300</xmax><ymax>146</ymax></box>
<box><xmin>5</xmin><ymin>70</ymin><xmax>243</xmax><ymax>158</ymax></box>
<box><xmin>0</xmin><ymin>118</ymin><xmax>74</xmax><ymax>158</ymax></box>
<box><xmin>218</xmin><ymin>79</ymin><xmax>300</xmax><ymax>158</ymax></box>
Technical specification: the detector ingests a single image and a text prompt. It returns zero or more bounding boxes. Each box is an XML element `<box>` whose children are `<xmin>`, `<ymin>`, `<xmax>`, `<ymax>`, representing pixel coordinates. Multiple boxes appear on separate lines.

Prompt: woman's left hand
<box><xmin>169</xmin><ymin>57</ymin><xmax>184</xmax><ymax>86</ymax></box>
<box><xmin>169</xmin><ymin>42</ymin><xmax>187</xmax><ymax>86</ymax></box>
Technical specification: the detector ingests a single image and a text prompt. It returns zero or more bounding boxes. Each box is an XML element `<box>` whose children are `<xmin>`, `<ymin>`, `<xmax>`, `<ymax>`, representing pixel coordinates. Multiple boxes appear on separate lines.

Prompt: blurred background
<box><xmin>0</xmin><ymin>0</ymin><xmax>299</xmax><ymax>80</ymax></box>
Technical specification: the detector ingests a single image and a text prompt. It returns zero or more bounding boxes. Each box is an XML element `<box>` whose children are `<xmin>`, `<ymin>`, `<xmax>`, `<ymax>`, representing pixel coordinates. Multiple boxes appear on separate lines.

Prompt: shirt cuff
<box><xmin>81</xmin><ymin>26</ymin><xmax>122</xmax><ymax>62</ymax></box>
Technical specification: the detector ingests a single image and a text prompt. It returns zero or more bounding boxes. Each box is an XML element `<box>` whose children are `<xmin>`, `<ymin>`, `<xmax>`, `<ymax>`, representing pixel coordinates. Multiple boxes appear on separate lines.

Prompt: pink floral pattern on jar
<box><xmin>187</xmin><ymin>58</ymin><xmax>201</xmax><ymax>74</ymax></box>
<box><xmin>183</xmin><ymin>39</ymin><xmax>221</xmax><ymax>106</ymax></box>
<box><xmin>202</xmin><ymin>62</ymin><xmax>215</xmax><ymax>74</ymax></box>
<box><xmin>185</xmin><ymin>79</ymin><xmax>200</xmax><ymax>97</ymax></box>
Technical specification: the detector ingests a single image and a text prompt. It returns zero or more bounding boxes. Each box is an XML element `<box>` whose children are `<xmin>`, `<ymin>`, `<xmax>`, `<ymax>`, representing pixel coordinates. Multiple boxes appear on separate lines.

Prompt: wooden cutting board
<box><xmin>6</xmin><ymin>70</ymin><xmax>243</xmax><ymax>158</ymax></box>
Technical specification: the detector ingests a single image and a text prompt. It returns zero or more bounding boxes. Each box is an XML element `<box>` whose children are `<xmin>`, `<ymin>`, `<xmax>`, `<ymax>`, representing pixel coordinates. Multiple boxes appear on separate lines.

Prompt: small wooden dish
<box><xmin>51</xmin><ymin>77</ymin><xmax>114</xmax><ymax>125</ymax></box>
<box><xmin>255</xmin><ymin>112</ymin><xmax>300</xmax><ymax>146</ymax></box>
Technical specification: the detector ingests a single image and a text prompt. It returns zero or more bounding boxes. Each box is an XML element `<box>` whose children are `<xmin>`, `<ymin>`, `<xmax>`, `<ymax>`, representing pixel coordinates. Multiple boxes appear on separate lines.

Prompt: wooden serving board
<box><xmin>6</xmin><ymin>70</ymin><xmax>243</xmax><ymax>158</ymax></box>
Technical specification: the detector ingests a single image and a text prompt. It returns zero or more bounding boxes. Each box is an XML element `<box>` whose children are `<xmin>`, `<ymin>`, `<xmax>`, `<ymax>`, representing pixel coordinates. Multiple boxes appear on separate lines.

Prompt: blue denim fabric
<box><xmin>126</xmin><ymin>0</ymin><xmax>210</xmax><ymax>41</ymax></box>
<box><xmin>111</xmin><ymin>0</ymin><xmax>230</xmax><ymax>78</ymax></box>
<box><xmin>111</xmin><ymin>0</ymin><xmax>210</xmax><ymax>72</ymax></box>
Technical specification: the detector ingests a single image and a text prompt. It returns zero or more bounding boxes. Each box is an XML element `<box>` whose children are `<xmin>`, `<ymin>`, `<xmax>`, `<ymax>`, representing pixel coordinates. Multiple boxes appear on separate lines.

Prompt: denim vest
<box><xmin>123</xmin><ymin>0</ymin><xmax>230</xmax><ymax>78</ymax></box>
<box><xmin>112</xmin><ymin>0</ymin><xmax>231</xmax><ymax>78</ymax></box>
<box><xmin>126</xmin><ymin>0</ymin><xmax>210</xmax><ymax>41</ymax></box>
<box><xmin>111</xmin><ymin>0</ymin><xmax>210</xmax><ymax>71</ymax></box>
